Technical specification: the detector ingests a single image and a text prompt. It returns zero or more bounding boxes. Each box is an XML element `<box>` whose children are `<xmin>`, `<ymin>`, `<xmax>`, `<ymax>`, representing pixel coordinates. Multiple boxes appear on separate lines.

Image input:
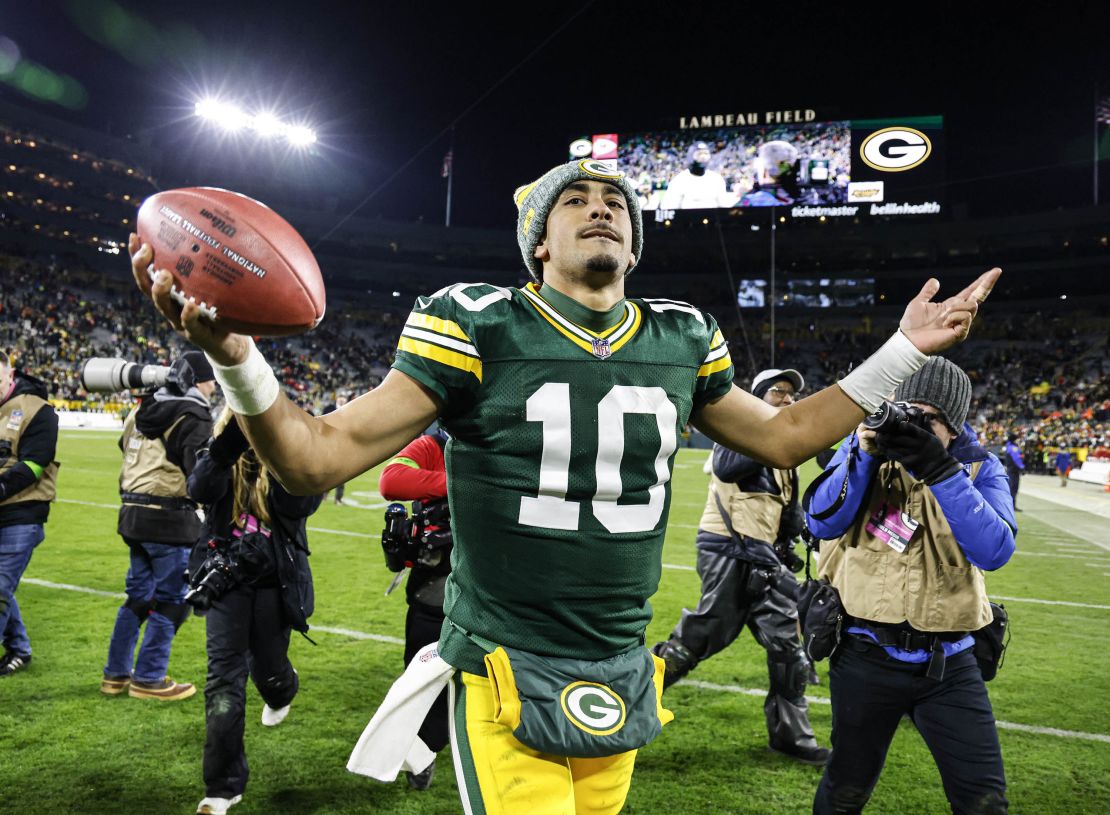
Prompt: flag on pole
<box><xmin>442</xmin><ymin>149</ymin><xmax>453</xmax><ymax>179</ymax></box>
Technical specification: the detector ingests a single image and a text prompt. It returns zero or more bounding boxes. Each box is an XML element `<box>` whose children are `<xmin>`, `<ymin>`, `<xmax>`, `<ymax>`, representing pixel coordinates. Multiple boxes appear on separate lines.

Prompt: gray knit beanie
<box><xmin>894</xmin><ymin>356</ymin><xmax>972</xmax><ymax>432</ymax></box>
<box><xmin>513</xmin><ymin>159</ymin><xmax>643</xmax><ymax>281</ymax></box>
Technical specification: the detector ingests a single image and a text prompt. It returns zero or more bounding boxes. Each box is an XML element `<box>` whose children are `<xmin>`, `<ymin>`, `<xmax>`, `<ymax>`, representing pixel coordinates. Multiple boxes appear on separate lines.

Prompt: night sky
<box><xmin>3</xmin><ymin>0</ymin><xmax>1109</xmax><ymax>228</ymax></box>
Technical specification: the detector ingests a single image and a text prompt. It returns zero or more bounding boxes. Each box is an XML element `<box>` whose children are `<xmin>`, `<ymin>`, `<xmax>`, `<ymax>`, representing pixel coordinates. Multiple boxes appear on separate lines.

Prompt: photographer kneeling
<box><xmin>804</xmin><ymin>357</ymin><xmax>1015</xmax><ymax>815</ymax></box>
<box><xmin>186</xmin><ymin>409</ymin><xmax>322</xmax><ymax>815</ymax></box>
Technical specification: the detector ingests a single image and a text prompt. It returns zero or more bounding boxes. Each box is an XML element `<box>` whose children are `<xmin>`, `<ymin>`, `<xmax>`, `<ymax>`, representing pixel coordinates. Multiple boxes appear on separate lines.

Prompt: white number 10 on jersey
<box><xmin>518</xmin><ymin>383</ymin><xmax>678</xmax><ymax>534</ymax></box>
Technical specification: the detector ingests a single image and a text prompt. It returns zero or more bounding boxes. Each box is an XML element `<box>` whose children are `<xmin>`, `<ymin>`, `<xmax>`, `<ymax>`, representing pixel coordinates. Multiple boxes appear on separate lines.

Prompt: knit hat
<box><xmin>894</xmin><ymin>357</ymin><xmax>971</xmax><ymax>432</ymax></box>
<box><xmin>513</xmin><ymin>159</ymin><xmax>643</xmax><ymax>281</ymax></box>
<box><xmin>181</xmin><ymin>351</ymin><xmax>215</xmax><ymax>384</ymax></box>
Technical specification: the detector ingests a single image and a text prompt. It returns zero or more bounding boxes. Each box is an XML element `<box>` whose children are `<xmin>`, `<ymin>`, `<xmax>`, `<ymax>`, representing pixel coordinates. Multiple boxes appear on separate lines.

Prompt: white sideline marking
<box><xmin>662</xmin><ymin>562</ymin><xmax>696</xmax><ymax>572</ymax></box>
<box><xmin>1013</xmin><ymin>551</ymin><xmax>1109</xmax><ymax>561</ymax></box>
<box><xmin>992</xmin><ymin>595</ymin><xmax>1110</xmax><ymax>611</ymax></box>
<box><xmin>21</xmin><ymin>577</ymin><xmax>1110</xmax><ymax>744</ymax></box>
<box><xmin>55</xmin><ymin>499</ymin><xmax>379</xmax><ymax>540</ymax></box>
<box><xmin>23</xmin><ymin>578</ymin><xmax>123</xmax><ymax>599</ymax></box>
<box><xmin>311</xmin><ymin>625</ymin><xmax>404</xmax><ymax>645</ymax></box>
<box><xmin>305</xmin><ymin>526</ymin><xmax>375</xmax><ymax>540</ymax></box>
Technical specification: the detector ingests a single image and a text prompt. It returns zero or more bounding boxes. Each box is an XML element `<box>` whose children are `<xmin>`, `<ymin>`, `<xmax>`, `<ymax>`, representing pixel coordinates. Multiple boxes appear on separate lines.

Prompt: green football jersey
<box><xmin>392</xmin><ymin>282</ymin><xmax>735</xmax><ymax>674</ymax></box>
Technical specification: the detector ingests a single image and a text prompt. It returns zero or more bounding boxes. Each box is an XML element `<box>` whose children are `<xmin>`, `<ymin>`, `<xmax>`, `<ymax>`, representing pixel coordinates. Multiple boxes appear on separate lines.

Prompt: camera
<box><xmin>773</xmin><ymin>537</ymin><xmax>805</xmax><ymax>573</ymax></box>
<box><xmin>862</xmin><ymin>400</ymin><xmax>933</xmax><ymax>434</ymax></box>
<box><xmin>184</xmin><ymin>542</ymin><xmax>240</xmax><ymax>612</ymax></box>
<box><xmin>381</xmin><ymin>499</ymin><xmax>452</xmax><ymax>572</ymax></box>
<box><xmin>80</xmin><ymin>358</ymin><xmax>170</xmax><ymax>393</ymax></box>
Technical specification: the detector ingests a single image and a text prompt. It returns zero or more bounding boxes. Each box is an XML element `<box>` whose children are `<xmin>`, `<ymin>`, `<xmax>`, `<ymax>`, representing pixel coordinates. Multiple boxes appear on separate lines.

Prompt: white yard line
<box><xmin>21</xmin><ymin>577</ymin><xmax>1110</xmax><ymax>745</ymax></box>
<box><xmin>54</xmin><ymin>499</ymin><xmax>378</xmax><ymax>540</ymax></box>
<box><xmin>991</xmin><ymin>595</ymin><xmax>1110</xmax><ymax>611</ymax></box>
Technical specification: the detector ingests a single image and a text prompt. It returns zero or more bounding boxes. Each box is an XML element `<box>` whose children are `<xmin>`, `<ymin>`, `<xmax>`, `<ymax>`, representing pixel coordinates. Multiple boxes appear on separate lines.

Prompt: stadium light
<box><xmin>194</xmin><ymin>97</ymin><xmax>317</xmax><ymax>147</ymax></box>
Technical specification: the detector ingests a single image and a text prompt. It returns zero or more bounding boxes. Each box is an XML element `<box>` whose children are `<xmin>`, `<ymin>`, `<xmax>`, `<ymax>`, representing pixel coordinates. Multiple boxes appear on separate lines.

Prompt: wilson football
<box><xmin>135</xmin><ymin>187</ymin><xmax>325</xmax><ymax>336</ymax></box>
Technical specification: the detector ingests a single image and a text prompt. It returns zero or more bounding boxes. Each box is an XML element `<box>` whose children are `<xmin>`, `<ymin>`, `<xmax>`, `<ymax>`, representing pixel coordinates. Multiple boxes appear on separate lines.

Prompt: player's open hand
<box><xmin>898</xmin><ymin>268</ymin><xmax>1000</xmax><ymax>355</ymax></box>
<box><xmin>128</xmin><ymin>233</ymin><xmax>249</xmax><ymax>366</ymax></box>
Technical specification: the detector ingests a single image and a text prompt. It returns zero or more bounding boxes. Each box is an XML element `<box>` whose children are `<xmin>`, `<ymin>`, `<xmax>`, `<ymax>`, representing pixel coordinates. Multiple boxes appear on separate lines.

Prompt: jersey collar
<box><xmin>521</xmin><ymin>283</ymin><xmax>642</xmax><ymax>359</ymax></box>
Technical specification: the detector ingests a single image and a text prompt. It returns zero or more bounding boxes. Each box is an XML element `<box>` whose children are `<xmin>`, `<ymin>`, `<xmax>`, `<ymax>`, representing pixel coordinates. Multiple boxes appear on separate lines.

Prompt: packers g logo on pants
<box><xmin>560</xmin><ymin>681</ymin><xmax>627</xmax><ymax>736</ymax></box>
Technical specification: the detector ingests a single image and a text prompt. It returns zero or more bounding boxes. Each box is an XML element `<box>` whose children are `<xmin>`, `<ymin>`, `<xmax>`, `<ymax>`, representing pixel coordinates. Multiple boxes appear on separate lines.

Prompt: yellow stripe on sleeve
<box><xmin>397</xmin><ymin>337</ymin><xmax>483</xmax><ymax>382</ymax></box>
<box><xmin>709</xmin><ymin>329</ymin><xmax>725</xmax><ymax>348</ymax></box>
<box><xmin>406</xmin><ymin>312</ymin><xmax>472</xmax><ymax>342</ymax></box>
<box><xmin>698</xmin><ymin>353</ymin><xmax>733</xmax><ymax>377</ymax></box>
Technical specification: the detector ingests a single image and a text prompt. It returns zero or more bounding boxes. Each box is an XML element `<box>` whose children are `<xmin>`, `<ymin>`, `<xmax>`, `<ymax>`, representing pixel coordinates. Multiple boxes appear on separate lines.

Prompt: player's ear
<box><xmin>533</xmin><ymin>235</ymin><xmax>550</xmax><ymax>263</ymax></box>
<box><xmin>625</xmin><ymin>252</ymin><xmax>637</xmax><ymax>272</ymax></box>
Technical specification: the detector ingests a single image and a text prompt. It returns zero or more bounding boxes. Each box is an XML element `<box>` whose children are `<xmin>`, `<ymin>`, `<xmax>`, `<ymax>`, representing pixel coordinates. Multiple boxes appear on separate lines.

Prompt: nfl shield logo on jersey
<box><xmin>591</xmin><ymin>337</ymin><xmax>612</xmax><ymax>359</ymax></box>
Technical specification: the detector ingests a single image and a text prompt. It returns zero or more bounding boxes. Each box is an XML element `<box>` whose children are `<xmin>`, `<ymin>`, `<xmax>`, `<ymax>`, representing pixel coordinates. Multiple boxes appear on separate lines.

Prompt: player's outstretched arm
<box><xmin>129</xmin><ymin>235</ymin><xmax>440</xmax><ymax>493</ymax></box>
<box><xmin>693</xmin><ymin>268</ymin><xmax>1001</xmax><ymax>469</ymax></box>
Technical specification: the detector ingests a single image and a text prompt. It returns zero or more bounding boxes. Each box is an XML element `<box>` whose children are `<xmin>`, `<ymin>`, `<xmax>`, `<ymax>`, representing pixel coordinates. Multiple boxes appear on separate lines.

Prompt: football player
<box><xmin>130</xmin><ymin>159</ymin><xmax>998</xmax><ymax>815</ymax></box>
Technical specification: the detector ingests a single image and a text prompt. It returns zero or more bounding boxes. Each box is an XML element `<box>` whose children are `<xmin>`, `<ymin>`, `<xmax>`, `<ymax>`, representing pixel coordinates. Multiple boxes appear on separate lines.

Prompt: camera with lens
<box><xmin>80</xmin><ymin>358</ymin><xmax>171</xmax><ymax>393</ymax></box>
<box><xmin>184</xmin><ymin>540</ymin><xmax>240</xmax><ymax>612</ymax></box>
<box><xmin>381</xmin><ymin>499</ymin><xmax>452</xmax><ymax>572</ymax></box>
<box><xmin>862</xmin><ymin>400</ymin><xmax>933</xmax><ymax>435</ymax></box>
<box><xmin>773</xmin><ymin>537</ymin><xmax>805</xmax><ymax>573</ymax></box>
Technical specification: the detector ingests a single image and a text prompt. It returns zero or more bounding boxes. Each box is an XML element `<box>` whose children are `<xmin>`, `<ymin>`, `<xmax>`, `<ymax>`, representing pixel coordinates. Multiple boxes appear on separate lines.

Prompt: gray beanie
<box><xmin>894</xmin><ymin>357</ymin><xmax>972</xmax><ymax>432</ymax></box>
<box><xmin>513</xmin><ymin>159</ymin><xmax>643</xmax><ymax>281</ymax></box>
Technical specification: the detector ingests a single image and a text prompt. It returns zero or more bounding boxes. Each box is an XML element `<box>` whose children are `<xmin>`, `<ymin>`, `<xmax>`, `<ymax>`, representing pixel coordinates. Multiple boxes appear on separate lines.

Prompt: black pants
<box><xmin>1004</xmin><ymin>466</ymin><xmax>1020</xmax><ymax>507</ymax></box>
<box><xmin>203</xmin><ymin>584</ymin><xmax>298</xmax><ymax>798</ymax></box>
<box><xmin>814</xmin><ymin>636</ymin><xmax>1008</xmax><ymax>815</ymax></box>
<box><xmin>671</xmin><ymin>549</ymin><xmax>819</xmax><ymax>752</ymax></box>
<box><xmin>405</xmin><ymin>598</ymin><xmax>449</xmax><ymax>753</ymax></box>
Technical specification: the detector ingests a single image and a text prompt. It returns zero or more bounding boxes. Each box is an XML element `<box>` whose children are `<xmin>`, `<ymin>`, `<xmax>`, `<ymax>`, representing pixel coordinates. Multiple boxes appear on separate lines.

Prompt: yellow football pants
<box><xmin>449</xmin><ymin>671</ymin><xmax>638</xmax><ymax>815</ymax></box>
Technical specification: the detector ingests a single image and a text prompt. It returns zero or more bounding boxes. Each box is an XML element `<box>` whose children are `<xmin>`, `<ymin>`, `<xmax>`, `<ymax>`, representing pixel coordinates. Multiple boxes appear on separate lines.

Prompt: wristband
<box><xmin>207</xmin><ymin>339</ymin><xmax>280</xmax><ymax>416</ymax></box>
<box><xmin>837</xmin><ymin>330</ymin><xmax>927</xmax><ymax>415</ymax></box>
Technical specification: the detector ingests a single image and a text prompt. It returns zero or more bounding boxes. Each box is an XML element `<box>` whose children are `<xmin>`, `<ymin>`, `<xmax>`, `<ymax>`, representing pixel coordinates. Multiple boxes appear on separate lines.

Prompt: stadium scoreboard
<box><xmin>568</xmin><ymin>110</ymin><xmax>945</xmax><ymax>224</ymax></box>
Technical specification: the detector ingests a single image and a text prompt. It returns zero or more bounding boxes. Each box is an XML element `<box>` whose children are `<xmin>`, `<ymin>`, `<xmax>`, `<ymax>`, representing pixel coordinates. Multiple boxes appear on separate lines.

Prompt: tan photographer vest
<box><xmin>0</xmin><ymin>393</ymin><xmax>59</xmax><ymax>506</ymax></box>
<box><xmin>698</xmin><ymin>467</ymin><xmax>793</xmax><ymax>542</ymax></box>
<box><xmin>118</xmin><ymin>410</ymin><xmax>188</xmax><ymax>501</ymax></box>
<box><xmin>818</xmin><ymin>460</ymin><xmax>993</xmax><ymax>632</ymax></box>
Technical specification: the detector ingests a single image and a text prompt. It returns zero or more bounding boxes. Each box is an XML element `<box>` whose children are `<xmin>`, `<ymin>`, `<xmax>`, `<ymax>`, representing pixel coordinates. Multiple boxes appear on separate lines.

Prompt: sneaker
<box><xmin>405</xmin><ymin>757</ymin><xmax>436</xmax><ymax>790</ymax></box>
<box><xmin>128</xmin><ymin>676</ymin><xmax>196</xmax><ymax>701</ymax></box>
<box><xmin>261</xmin><ymin>703</ymin><xmax>290</xmax><ymax>727</ymax></box>
<box><xmin>769</xmin><ymin>741</ymin><xmax>831</xmax><ymax>766</ymax></box>
<box><xmin>100</xmin><ymin>673</ymin><xmax>131</xmax><ymax>695</ymax></box>
<box><xmin>0</xmin><ymin>651</ymin><xmax>31</xmax><ymax>676</ymax></box>
<box><xmin>196</xmin><ymin>795</ymin><xmax>242</xmax><ymax>814</ymax></box>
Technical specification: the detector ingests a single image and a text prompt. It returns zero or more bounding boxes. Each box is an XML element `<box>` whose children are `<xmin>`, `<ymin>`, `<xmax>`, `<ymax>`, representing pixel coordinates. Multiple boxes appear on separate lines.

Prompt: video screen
<box><xmin>604</xmin><ymin>122</ymin><xmax>851</xmax><ymax>210</ymax></box>
<box><xmin>570</xmin><ymin>115</ymin><xmax>944</xmax><ymax>220</ymax></box>
<box><xmin>737</xmin><ymin>278</ymin><xmax>874</xmax><ymax>309</ymax></box>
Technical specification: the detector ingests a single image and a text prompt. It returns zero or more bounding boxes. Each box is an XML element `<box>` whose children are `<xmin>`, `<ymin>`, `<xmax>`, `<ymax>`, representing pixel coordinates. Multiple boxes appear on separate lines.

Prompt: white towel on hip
<box><xmin>346</xmin><ymin>641</ymin><xmax>455</xmax><ymax>781</ymax></box>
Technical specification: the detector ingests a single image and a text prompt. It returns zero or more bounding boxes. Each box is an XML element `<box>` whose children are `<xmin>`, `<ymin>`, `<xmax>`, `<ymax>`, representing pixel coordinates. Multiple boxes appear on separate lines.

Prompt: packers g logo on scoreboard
<box><xmin>560</xmin><ymin>681</ymin><xmax>627</xmax><ymax>736</ymax></box>
<box><xmin>859</xmin><ymin>127</ymin><xmax>932</xmax><ymax>172</ymax></box>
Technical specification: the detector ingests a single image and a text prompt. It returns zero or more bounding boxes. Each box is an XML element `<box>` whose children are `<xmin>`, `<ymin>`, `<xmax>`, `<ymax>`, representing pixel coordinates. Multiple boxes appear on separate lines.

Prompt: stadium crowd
<box><xmin>0</xmin><ymin>250</ymin><xmax>400</xmax><ymax>415</ymax></box>
<box><xmin>2</xmin><ymin>249</ymin><xmax>1108</xmax><ymax>468</ymax></box>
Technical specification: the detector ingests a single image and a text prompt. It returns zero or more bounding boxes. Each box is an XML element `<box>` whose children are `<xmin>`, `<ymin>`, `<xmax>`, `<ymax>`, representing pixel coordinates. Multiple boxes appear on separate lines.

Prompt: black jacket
<box><xmin>0</xmin><ymin>372</ymin><xmax>58</xmax><ymax>527</ymax></box>
<box><xmin>117</xmin><ymin>387</ymin><xmax>212</xmax><ymax>545</ymax></box>
<box><xmin>187</xmin><ymin>447</ymin><xmax>322</xmax><ymax>631</ymax></box>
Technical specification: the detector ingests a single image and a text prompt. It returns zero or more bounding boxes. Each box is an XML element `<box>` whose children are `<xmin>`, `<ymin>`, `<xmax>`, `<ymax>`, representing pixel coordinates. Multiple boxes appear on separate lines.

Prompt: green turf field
<box><xmin>3</xmin><ymin>432</ymin><xmax>1108</xmax><ymax>814</ymax></box>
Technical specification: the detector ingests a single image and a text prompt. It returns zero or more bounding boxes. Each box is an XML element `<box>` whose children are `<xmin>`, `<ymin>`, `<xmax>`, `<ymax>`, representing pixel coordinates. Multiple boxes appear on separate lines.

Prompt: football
<box><xmin>135</xmin><ymin>187</ymin><xmax>325</xmax><ymax>336</ymax></box>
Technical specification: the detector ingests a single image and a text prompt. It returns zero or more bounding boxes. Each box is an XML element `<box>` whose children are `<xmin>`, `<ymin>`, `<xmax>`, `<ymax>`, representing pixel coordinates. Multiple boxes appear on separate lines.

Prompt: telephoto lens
<box><xmin>80</xmin><ymin>358</ymin><xmax>171</xmax><ymax>393</ymax></box>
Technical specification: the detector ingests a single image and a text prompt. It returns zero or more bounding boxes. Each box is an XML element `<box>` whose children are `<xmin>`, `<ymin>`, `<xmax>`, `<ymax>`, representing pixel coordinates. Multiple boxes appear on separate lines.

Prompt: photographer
<box><xmin>653</xmin><ymin>370</ymin><xmax>830</xmax><ymax>765</ymax></box>
<box><xmin>186</xmin><ymin>409</ymin><xmax>321</xmax><ymax>815</ymax></box>
<box><xmin>804</xmin><ymin>357</ymin><xmax>1015</xmax><ymax>814</ymax></box>
<box><xmin>0</xmin><ymin>351</ymin><xmax>59</xmax><ymax>677</ymax></box>
<box><xmin>101</xmin><ymin>352</ymin><xmax>216</xmax><ymax>700</ymax></box>
<box><xmin>376</xmin><ymin>427</ymin><xmax>451</xmax><ymax>790</ymax></box>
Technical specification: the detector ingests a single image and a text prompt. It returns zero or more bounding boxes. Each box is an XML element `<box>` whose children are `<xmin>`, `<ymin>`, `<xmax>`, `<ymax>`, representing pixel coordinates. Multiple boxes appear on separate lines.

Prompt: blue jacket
<box><xmin>806</xmin><ymin>425</ymin><xmax>1016</xmax><ymax>662</ymax></box>
<box><xmin>1002</xmin><ymin>440</ymin><xmax>1024</xmax><ymax>472</ymax></box>
<box><xmin>806</xmin><ymin>424</ymin><xmax>1016</xmax><ymax>572</ymax></box>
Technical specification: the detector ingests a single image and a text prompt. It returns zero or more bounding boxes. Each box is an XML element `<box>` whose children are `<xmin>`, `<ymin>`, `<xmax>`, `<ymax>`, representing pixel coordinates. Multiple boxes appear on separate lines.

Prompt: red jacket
<box><xmin>379</xmin><ymin>433</ymin><xmax>447</xmax><ymax>501</ymax></box>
